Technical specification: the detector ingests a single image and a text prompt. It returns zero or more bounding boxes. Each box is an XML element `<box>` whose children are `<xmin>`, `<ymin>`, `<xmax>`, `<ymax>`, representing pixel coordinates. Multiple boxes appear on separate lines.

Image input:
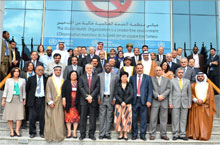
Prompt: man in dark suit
<box><xmin>187</xmin><ymin>46</ymin><xmax>205</xmax><ymax>73</ymax></box>
<box><xmin>166</xmin><ymin>53</ymin><xmax>178</xmax><ymax>74</ymax></box>
<box><xmin>130</xmin><ymin>63</ymin><xmax>153</xmax><ymax>140</ymax></box>
<box><xmin>188</xmin><ymin>58</ymin><xmax>200</xmax><ymax>74</ymax></box>
<box><xmin>83</xmin><ymin>46</ymin><xmax>100</xmax><ymax>67</ymax></box>
<box><xmin>172</xmin><ymin>50</ymin><xmax>180</xmax><ymax>66</ymax></box>
<box><xmin>26</xmin><ymin>65</ymin><xmax>47</xmax><ymax>138</ymax></box>
<box><xmin>156</xmin><ymin>47</ymin><xmax>166</xmax><ymax>64</ymax></box>
<box><xmin>207</xmin><ymin>48</ymin><xmax>220</xmax><ymax>89</ymax></box>
<box><xmin>10</xmin><ymin>41</ymin><xmax>20</xmax><ymax>68</ymax></box>
<box><xmin>63</xmin><ymin>56</ymin><xmax>83</xmax><ymax>80</ymax></box>
<box><xmin>99</xmin><ymin>50</ymin><xmax>107</xmax><ymax>72</ymax></box>
<box><xmin>79</xmin><ymin>64</ymin><xmax>100</xmax><ymax>140</ymax></box>
<box><xmin>91</xmin><ymin>58</ymin><xmax>102</xmax><ymax>75</ymax></box>
<box><xmin>131</xmin><ymin>47</ymin><xmax>142</xmax><ymax>66</ymax></box>
<box><xmin>23</xmin><ymin>51</ymin><xmax>43</xmax><ymax>70</ymax></box>
<box><xmin>180</xmin><ymin>57</ymin><xmax>196</xmax><ymax>83</ymax></box>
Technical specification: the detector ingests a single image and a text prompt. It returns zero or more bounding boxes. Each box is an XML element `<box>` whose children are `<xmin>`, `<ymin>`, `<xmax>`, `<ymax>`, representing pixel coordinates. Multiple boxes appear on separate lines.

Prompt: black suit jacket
<box><xmin>11</xmin><ymin>48</ymin><xmax>21</xmax><ymax>67</ymax></box>
<box><xmin>62</xmin><ymin>80</ymin><xmax>80</xmax><ymax>113</ymax></box>
<box><xmin>167</xmin><ymin>62</ymin><xmax>178</xmax><ymax>74</ymax></box>
<box><xmin>79</xmin><ymin>73</ymin><xmax>100</xmax><ymax>107</ymax></box>
<box><xmin>26</xmin><ymin>75</ymin><xmax>48</xmax><ymax>107</ymax></box>
<box><xmin>188</xmin><ymin>54</ymin><xmax>205</xmax><ymax>73</ymax></box>
<box><xmin>207</xmin><ymin>54</ymin><xmax>219</xmax><ymax>76</ymax></box>
<box><xmin>93</xmin><ymin>66</ymin><xmax>102</xmax><ymax>75</ymax></box>
<box><xmin>115</xmin><ymin>82</ymin><xmax>133</xmax><ymax>105</ymax></box>
<box><xmin>131</xmin><ymin>55</ymin><xmax>142</xmax><ymax>66</ymax></box>
<box><xmin>157</xmin><ymin>54</ymin><xmax>166</xmax><ymax>63</ymax></box>
<box><xmin>83</xmin><ymin>54</ymin><xmax>100</xmax><ymax>66</ymax></box>
<box><xmin>100</xmin><ymin>59</ymin><xmax>107</xmax><ymax>72</ymax></box>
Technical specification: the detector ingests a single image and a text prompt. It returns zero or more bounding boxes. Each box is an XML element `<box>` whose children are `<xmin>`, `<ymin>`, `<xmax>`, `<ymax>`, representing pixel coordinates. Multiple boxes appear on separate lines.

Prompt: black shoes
<box><xmin>105</xmin><ymin>136</ymin><xmax>111</xmax><ymax>139</ymax></box>
<box><xmin>118</xmin><ymin>136</ymin><xmax>124</xmax><ymax>140</ymax></box>
<box><xmin>79</xmin><ymin>136</ymin><xmax>85</xmax><ymax>140</ymax></box>
<box><xmin>40</xmin><ymin>134</ymin><xmax>44</xmax><ymax>138</ymax></box>
<box><xmin>172</xmin><ymin>136</ymin><xmax>179</xmax><ymax>140</ymax></box>
<box><xmin>179</xmin><ymin>136</ymin><xmax>188</xmax><ymax>140</ymax></box>
<box><xmin>14</xmin><ymin>131</ymin><xmax>22</xmax><ymax>137</ymax></box>
<box><xmin>30</xmin><ymin>134</ymin><xmax>36</xmax><ymax>138</ymax></box>
<box><xmin>89</xmin><ymin>136</ymin><xmax>96</xmax><ymax>140</ymax></box>
<box><xmin>140</xmin><ymin>136</ymin><xmax>146</xmax><ymax>141</ymax></box>
<box><xmin>99</xmin><ymin>136</ymin><xmax>104</xmax><ymax>139</ymax></box>
<box><xmin>132</xmin><ymin>136</ymin><xmax>137</xmax><ymax>140</ymax></box>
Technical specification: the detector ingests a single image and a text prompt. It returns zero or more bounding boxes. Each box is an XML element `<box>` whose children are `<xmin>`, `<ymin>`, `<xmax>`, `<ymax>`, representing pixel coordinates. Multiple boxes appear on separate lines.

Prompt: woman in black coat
<box><xmin>62</xmin><ymin>71</ymin><xmax>80</xmax><ymax>138</ymax></box>
<box><xmin>114</xmin><ymin>71</ymin><xmax>133</xmax><ymax>140</ymax></box>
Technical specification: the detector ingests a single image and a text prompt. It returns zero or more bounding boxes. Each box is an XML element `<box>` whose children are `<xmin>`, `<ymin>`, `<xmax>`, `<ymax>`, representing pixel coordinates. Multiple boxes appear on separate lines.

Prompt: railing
<box><xmin>0</xmin><ymin>73</ymin><xmax>219</xmax><ymax>94</ymax></box>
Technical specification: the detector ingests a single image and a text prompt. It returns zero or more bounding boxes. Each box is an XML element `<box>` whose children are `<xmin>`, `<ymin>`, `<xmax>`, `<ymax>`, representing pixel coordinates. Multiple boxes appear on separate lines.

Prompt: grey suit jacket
<box><xmin>63</xmin><ymin>65</ymin><xmax>83</xmax><ymax>80</ymax></box>
<box><xmin>3</xmin><ymin>78</ymin><xmax>26</xmax><ymax>103</ymax></box>
<box><xmin>183</xmin><ymin>66</ymin><xmax>196</xmax><ymax>83</ymax></box>
<box><xmin>152</xmin><ymin>76</ymin><xmax>170</xmax><ymax>108</ymax></box>
<box><xmin>44</xmin><ymin>61</ymin><xmax>66</xmax><ymax>77</ymax></box>
<box><xmin>169</xmin><ymin>78</ymin><xmax>192</xmax><ymax>108</ymax></box>
<box><xmin>98</xmin><ymin>72</ymin><xmax>118</xmax><ymax>104</ymax></box>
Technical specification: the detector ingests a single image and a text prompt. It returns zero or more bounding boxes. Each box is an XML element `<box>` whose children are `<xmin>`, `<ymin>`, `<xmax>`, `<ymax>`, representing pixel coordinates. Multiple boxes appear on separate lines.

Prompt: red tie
<box><xmin>88</xmin><ymin>75</ymin><xmax>91</xmax><ymax>95</ymax></box>
<box><xmin>137</xmin><ymin>75</ymin><xmax>141</xmax><ymax>95</ymax></box>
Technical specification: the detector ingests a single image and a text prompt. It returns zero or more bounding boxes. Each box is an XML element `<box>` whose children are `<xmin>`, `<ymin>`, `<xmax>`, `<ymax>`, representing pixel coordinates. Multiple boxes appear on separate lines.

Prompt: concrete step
<box><xmin>0</xmin><ymin>120</ymin><xmax>220</xmax><ymax>133</ymax></box>
<box><xmin>0</xmin><ymin>136</ymin><xmax>220</xmax><ymax>145</ymax></box>
<box><xmin>0</xmin><ymin>128</ymin><xmax>220</xmax><ymax>141</ymax></box>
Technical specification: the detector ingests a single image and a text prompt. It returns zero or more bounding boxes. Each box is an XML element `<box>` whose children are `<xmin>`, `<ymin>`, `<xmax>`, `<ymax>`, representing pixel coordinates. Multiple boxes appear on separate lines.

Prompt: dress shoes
<box><xmin>105</xmin><ymin>136</ymin><xmax>111</xmax><ymax>139</ymax></box>
<box><xmin>172</xmin><ymin>136</ymin><xmax>179</xmax><ymax>140</ymax></box>
<box><xmin>99</xmin><ymin>136</ymin><xmax>104</xmax><ymax>139</ymax></box>
<box><xmin>79</xmin><ymin>136</ymin><xmax>85</xmax><ymax>140</ymax></box>
<box><xmin>150</xmin><ymin>136</ymin><xmax>155</xmax><ymax>140</ymax></box>
<box><xmin>179</xmin><ymin>136</ymin><xmax>188</xmax><ymax>140</ymax></box>
<box><xmin>161</xmin><ymin>136</ymin><xmax>169</xmax><ymax>140</ymax></box>
<box><xmin>30</xmin><ymin>134</ymin><xmax>36</xmax><ymax>138</ymax></box>
<box><xmin>140</xmin><ymin>136</ymin><xmax>146</xmax><ymax>141</ymax></box>
<box><xmin>89</xmin><ymin>136</ymin><xmax>96</xmax><ymax>140</ymax></box>
<box><xmin>40</xmin><ymin>134</ymin><xmax>44</xmax><ymax>138</ymax></box>
<box><xmin>131</xmin><ymin>136</ymin><xmax>137</xmax><ymax>140</ymax></box>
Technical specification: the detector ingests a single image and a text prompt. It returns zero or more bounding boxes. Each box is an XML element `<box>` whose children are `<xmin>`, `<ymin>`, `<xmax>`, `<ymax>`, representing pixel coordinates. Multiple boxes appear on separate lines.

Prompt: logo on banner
<box><xmin>85</xmin><ymin>0</ymin><xmax>132</xmax><ymax>18</ymax></box>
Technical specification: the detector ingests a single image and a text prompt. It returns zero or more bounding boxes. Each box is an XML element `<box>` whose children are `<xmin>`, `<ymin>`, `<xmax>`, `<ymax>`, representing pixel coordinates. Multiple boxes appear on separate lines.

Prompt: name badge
<box><xmin>72</xmin><ymin>88</ymin><xmax>77</xmax><ymax>91</ymax></box>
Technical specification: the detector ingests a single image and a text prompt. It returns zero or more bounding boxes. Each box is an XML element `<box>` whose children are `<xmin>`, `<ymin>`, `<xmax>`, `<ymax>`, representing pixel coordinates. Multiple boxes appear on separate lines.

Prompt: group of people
<box><xmin>0</xmin><ymin>30</ymin><xmax>218</xmax><ymax>142</ymax></box>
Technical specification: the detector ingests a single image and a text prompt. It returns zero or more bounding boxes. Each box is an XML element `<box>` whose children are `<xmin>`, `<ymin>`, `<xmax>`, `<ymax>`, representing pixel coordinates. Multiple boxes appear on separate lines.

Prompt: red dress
<box><xmin>64</xmin><ymin>82</ymin><xmax>80</xmax><ymax>123</ymax></box>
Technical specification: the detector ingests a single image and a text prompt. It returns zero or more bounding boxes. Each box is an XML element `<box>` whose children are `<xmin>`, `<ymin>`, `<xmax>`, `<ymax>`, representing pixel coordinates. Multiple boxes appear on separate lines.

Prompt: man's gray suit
<box><xmin>150</xmin><ymin>76</ymin><xmax>170</xmax><ymax>137</ymax></box>
<box><xmin>98</xmin><ymin>72</ymin><xmax>118</xmax><ymax>137</ymax></box>
<box><xmin>169</xmin><ymin>78</ymin><xmax>192</xmax><ymax>138</ymax></box>
<box><xmin>63</xmin><ymin>65</ymin><xmax>83</xmax><ymax>80</ymax></box>
<box><xmin>183</xmin><ymin>66</ymin><xmax>196</xmax><ymax>83</ymax></box>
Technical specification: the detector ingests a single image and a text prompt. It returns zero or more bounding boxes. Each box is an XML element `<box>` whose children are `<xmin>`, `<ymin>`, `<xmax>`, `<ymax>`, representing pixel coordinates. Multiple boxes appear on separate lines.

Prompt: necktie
<box><xmin>88</xmin><ymin>75</ymin><xmax>91</xmax><ymax>95</ymax></box>
<box><xmin>37</xmin><ymin>77</ymin><xmax>41</xmax><ymax>94</ymax></box>
<box><xmin>105</xmin><ymin>73</ymin><xmax>109</xmax><ymax>93</ymax></box>
<box><xmin>137</xmin><ymin>75</ymin><xmax>141</xmax><ymax>95</ymax></box>
<box><xmin>179</xmin><ymin>79</ymin><xmax>183</xmax><ymax>90</ymax></box>
<box><xmin>160</xmin><ymin>55</ymin><xmax>162</xmax><ymax>62</ymax></box>
<box><xmin>158</xmin><ymin>77</ymin><xmax>161</xmax><ymax>85</ymax></box>
<box><xmin>4</xmin><ymin>40</ymin><xmax>9</xmax><ymax>56</ymax></box>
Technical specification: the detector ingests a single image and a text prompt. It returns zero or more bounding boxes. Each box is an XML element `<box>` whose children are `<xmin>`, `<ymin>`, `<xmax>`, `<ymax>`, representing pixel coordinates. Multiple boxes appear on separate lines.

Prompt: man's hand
<box><xmin>169</xmin><ymin>104</ymin><xmax>173</xmax><ymax>109</ymax></box>
<box><xmin>86</xmin><ymin>95</ymin><xmax>93</xmax><ymax>104</ymax></box>
<box><xmin>146</xmin><ymin>102</ymin><xmax>151</xmax><ymax>108</ymax></box>
<box><xmin>197</xmin><ymin>99</ymin><xmax>203</xmax><ymax>105</ymax></box>
<box><xmin>23</xmin><ymin>100</ymin><xmax>26</xmax><ymax>106</ymax></box>
<box><xmin>62</xmin><ymin>98</ymin><xmax>66</xmax><ymax>108</ymax></box>
<box><xmin>49</xmin><ymin>104</ymin><xmax>55</xmax><ymax>109</ymax></box>
<box><xmin>212</xmin><ymin>61</ymin><xmax>218</xmax><ymax>65</ymax></box>
<box><xmin>188</xmin><ymin>105</ymin><xmax>191</xmax><ymax>109</ymax></box>
<box><xmin>158</xmin><ymin>95</ymin><xmax>164</xmax><ymax>102</ymax></box>
<box><xmin>98</xmin><ymin>98</ymin><xmax>101</xmax><ymax>105</ymax></box>
<box><xmin>1</xmin><ymin>101</ymin><xmax>5</xmax><ymax>107</ymax></box>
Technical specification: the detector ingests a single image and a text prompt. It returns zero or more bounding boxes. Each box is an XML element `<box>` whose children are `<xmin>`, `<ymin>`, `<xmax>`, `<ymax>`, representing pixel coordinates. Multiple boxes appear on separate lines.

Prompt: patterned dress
<box><xmin>64</xmin><ymin>82</ymin><xmax>80</xmax><ymax>123</ymax></box>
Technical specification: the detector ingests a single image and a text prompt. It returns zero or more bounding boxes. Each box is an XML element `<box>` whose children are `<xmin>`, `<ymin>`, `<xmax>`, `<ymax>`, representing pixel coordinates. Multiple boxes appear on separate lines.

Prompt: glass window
<box><xmin>5</xmin><ymin>1</ymin><xmax>25</xmax><ymax>9</ymax></box>
<box><xmin>46</xmin><ymin>1</ymin><xmax>72</xmax><ymax>10</ymax></box>
<box><xmin>145</xmin><ymin>14</ymin><xmax>171</xmax><ymax>53</ymax></box>
<box><xmin>173</xmin><ymin>0</ymin><xmax>189</xmax><ymax>14</ymax></box>
<box><xmin>24</xmin><ymin>10</ymin><xmax>43</xmax><ymax>45</ymax></box>
<box><xmin>44</xmin><ymin>10</ymin><xmax>71</xmax><ymax>50</ymax></box>
<box><xmin>146</xmin><ymin>1</ymin><xmax>170</xmax><ymax>14</ymax></box>
<box><xmin>190</xmin><ymin>15</ymin><xmax>217</xmax><ymax>50</ymax></box>
<box><xmin>190</xmin><ymin>1</ymin><xmax>216</xmax><ymax>15</ymax></box>
<box><xmin>26</xmin><ymin>1</ymin><xmax>43</xmax><ymax>10</ymax></box>
<box><xmin>173</xmin><ymin>15</ymin><xmax>190</xmax><ymax>52</ymax></box>
<box><xmin>3</xmin><ymin>9</ymin><xmax>25</xmax><ymax>45</ymax></box>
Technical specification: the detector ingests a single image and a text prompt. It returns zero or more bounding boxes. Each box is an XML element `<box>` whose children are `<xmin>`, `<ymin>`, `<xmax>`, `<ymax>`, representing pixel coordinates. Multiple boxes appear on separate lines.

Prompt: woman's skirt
<box><xmin>2</xmin><ymin>95</ymin><xmax>24</xmax><ymax>121</ymax></box>
<box><xmin>114</xmin><ymin>104</ymin><xmax>132</xmax><ymax>132</ymax></box>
